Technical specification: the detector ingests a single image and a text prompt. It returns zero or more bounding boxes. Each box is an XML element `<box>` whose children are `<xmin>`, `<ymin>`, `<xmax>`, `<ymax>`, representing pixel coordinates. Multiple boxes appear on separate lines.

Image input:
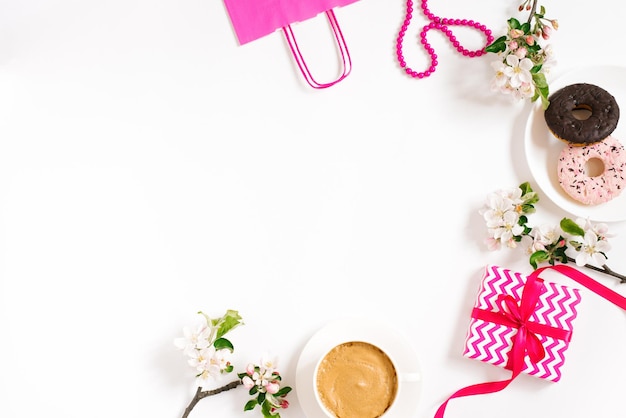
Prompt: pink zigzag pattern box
<box><xmin>463</xmin><ymin>265</ymin><xmax>582</xmax><ymax>382</ymax></box>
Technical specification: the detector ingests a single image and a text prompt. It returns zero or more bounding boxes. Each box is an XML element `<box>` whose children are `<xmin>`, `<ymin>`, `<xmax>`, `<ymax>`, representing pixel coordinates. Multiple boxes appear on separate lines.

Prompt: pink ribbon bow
<box><xmin>435</xmin><ymin>265</ymin><xmax>626</xmax><ymax>417</ymax></box>
<box><xmin>470</xmin><ymin>276</ymin><xmax>574</xmax><ymax>375</ymax></box>
<box><xmin>434</xmin><ymin>265</ymin><xmax>609</xmax><ymax>418</ymax></box>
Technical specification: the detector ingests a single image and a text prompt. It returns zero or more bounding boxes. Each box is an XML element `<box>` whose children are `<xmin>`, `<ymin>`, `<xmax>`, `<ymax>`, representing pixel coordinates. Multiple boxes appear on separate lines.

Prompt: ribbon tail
<box><xmin>436</xmin><ymin>334</ymin><xmax>526</xmax><ymax>418</ymax></box>
<box><xmin>434</xmin><ymin>374</ymin><xmax>518</xmax><ymax>418</ymax></box>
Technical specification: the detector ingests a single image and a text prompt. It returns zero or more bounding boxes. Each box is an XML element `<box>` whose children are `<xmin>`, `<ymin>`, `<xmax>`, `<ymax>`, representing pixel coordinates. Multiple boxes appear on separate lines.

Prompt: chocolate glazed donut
<box><xmin>544</xmin><ymin>83</ymin><xmax>620</xmax><ymax>146</ymax></box>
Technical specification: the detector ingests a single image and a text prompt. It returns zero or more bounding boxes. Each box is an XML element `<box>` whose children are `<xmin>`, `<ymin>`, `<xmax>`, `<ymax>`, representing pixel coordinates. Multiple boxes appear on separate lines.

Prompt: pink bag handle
<box><xmin>282</xmin><ymin>10</ymin><xmax>351</xmax><ymax>89</ymax></box>
<box><xmin>434</xmin><ymin>264</ymin><xmax>626</xmax><ymax>418</ymax></box>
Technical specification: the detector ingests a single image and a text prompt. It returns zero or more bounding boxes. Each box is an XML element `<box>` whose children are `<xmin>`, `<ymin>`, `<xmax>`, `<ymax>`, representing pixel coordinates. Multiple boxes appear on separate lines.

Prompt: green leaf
<box><xmin>244</xmin><ymin>400</ymin><xmax>257</xmax><ymax>411</ymax></box>
<box><xmin>215</xmin><ymin>309</ymin><xmax>244</xmax><ymax>339</ymax></box>
<box><xmin>521</xmin><ymin>204</ymin><xmax>536</xmax><ymax>215</ymax></box>
<box><xmin>531</xmin><ymin>90</ymin><xmax>539</xmax><ymax>102</ymax></box>
<box><xmin>560</xmin><ymin>218</ymin><xmax>585</xmax><ymax>237</ymax></box>
<box><xmin>540</xmin><ymin>5</ymin><xmax>546</xmax><ymax>14</ymax></box>
<box><xmin>508</xmin><ymin>17</ymin><xmax>521</xmax><ymax>29</ymax></box>
<box><xmin>530</xmin><ymin>250</ymin><xmax>549</xmax><ymax>269</ymax></box>
<box><xmin>523</xmin><ymin>191</ymin><xmax>539</xmax><ymax>205</ymax></box>
<box><xmin>261</xmin><ymin>400</ymin><xmax>273</xmax><ymax>415</ymax></box>
<box><xmin>258</xmin><ymin>392</ymin><xmax>266</xmax><ymax>405</ymax></box>
<box><xmin>568</xmin><ymin>240</ymin><xmax>582</xmax><ymax>252</ymax></box>
<box><xmin>249</xmin><ymin>386</ymin><xmax>258</xmax><ymax>396</ymax></box>
<box><xmin>275</xmin><ymin>386</ymin><xmax>292</xmax><ymax>397</ymax></box>
<box><xmin>520</xmin><ymin>22</ymin><xmax>531</xmax><ymax>34</ymax></box>
<box><xmin>213</xmin><ymin>337</ymin><xmax>234</xmax><ymax>352</ymax></box>
<box><xmin>485</xmin><ymin>38</ymin><xmax>507</xmax><ymax>54</ymax></box>
<box><xmin>532</xmin><ymin>72</ymin><xmax>548</xmax><ymax>89</ymax></box>
<box><xmin>519</xmin><ymin>182</ymin><xmax>533</xmax><ymax>195</ymax></box>
<box><xmin>554</xmin><ymin>246</ymin><xmax>569</xmax><ymax>263</ymax></box>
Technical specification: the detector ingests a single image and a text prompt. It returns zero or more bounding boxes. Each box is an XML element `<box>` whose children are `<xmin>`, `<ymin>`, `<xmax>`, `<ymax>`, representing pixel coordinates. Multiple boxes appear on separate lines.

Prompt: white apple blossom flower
<box><xmin>491</xmin><ymin>210</ymin><xmax>524</xmax><ymax>244</ymax></box>
<box><xmin>517</xmin><ymin>81</ymin><xmax>535</xmax><ymax>99</ymax></box>
<box><xmin>260</xmin><ymin>354</ymin><xmax>279</xmax><ymax>374</ymax></box>
<box><xmin>568</xmin><ymin>231</ymin><xmax>611</xmax><ymax>267</ymax></box>
<box><xmin>480</xmin><ymin>192</ymin><xmax>515</xmax><ymax>226</ymax></box>
<box><xmin>212</xmin><ymin>348</ymin><xmax>232</xmax><ymax>370</ymax></box>
<box><xmin>196</xmin><ymin>366</ymin><xmax>223</xmax><ymax>388</ymax></box>
<box><xmin>499</xmin><ymin>186</ymin><xmax>523</xmax><ymax>206</ymax></box>
<box><xmin>504</xmin><ymin>54</ymin><xmax>534</xmax><ymax>88</ymax></box>
<box><xmin>193</xmin><ymin>346</ymin><xmax>233</xmax><ymax>388</ymax></box>
<box><xmin>538</xmin><ymin>44</ymin><xmax>556</xmax><ymax>74</ymax></box>
<box><xmin>174</xmin><ymin>323</ymin><xmax>212</xmax><ymax>355</ymax></box>
<box><xmin>531</xmin><ymin>224</ymin><xmax>562</xmax><ymax>249</ymax></box>
<box><xmin>491</xmin><ymin>60</ymin><xmax>510</xmax><ymax>91</ymax></box>
<box><xmin>187</xmin><ymin>347</ymin><xmax>211</xmax><ymax>370</ymax></box>
<box><xmin>252</xmin><ymin>367</ymin><xmax>272</xmax><ymax>387</ymax></box>
<box><xmin>575</xmin><ymin>217</ymin><xmax>614</xmax><ymax>240</ymax></box>
<box><xmin>520</xmin><ymin>234</ymin><xmax>536</xmax><ymax>256</ymax></box>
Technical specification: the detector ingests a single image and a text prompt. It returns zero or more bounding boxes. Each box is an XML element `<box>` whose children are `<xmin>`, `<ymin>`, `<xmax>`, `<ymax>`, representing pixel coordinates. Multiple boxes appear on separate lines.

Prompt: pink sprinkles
<box><xmin>557</xmin><ymin>135</ymin><xmax>626</xmax><ymax>205</ymax></box>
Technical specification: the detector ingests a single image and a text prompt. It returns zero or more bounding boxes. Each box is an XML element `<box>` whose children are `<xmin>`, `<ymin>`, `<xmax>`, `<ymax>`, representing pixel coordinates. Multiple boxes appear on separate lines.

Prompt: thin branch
<box><xmin>181</xmin><ymin>380</ymin><xmax>242</xmax><ymax>418</ymax></box>
<box><xmin>527</xmin><ymin>0</ymin><xmax>538</xmax><ymax>24</ymax></box>
<box><xmin>565</xmin><ymin>257</ymin><xmax>626</xmax><ymax>284</ymax></box>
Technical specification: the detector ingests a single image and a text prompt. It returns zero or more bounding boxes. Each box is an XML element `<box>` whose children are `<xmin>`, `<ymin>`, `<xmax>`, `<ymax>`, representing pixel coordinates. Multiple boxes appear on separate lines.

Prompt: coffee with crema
<box><xmin>315</xmin><ymin>341</ymin><xmax>398</xmax><ymax>418</ymax></box>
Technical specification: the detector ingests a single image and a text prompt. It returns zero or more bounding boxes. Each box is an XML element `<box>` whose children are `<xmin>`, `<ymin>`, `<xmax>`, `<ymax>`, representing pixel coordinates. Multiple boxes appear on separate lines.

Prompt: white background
<box><xmin>1</xmin><ymin>0</ymin><xmax>626</xmax><ymax>417</ymax></box>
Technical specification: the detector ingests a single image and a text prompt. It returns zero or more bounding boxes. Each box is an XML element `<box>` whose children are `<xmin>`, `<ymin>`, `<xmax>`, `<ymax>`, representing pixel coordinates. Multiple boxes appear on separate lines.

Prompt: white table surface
<box><xmin>2</xmin><ymin>1</ymin><xmax>626</xmax><ymax>417</ymax></box>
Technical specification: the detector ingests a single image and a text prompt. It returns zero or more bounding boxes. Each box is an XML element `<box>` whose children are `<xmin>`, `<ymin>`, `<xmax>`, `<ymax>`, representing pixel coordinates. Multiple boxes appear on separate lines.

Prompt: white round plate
<box><xmin>524</xmin><ymin>65</ymin><xmax>626</xmax><ymax>223</ymax></box>
<box><xmin>295</xmin><ymin>318</ymin><xmax>422</xmax><ymax>418</ymax></box>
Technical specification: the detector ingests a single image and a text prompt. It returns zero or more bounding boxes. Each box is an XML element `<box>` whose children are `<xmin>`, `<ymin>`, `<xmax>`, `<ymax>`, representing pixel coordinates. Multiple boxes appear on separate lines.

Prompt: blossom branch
<box><xmin>567</xmin><ymin>258</ymin><xmax>626</xmax><ymax>284</ymax></box>
<box><xmin>486</xmin><ymin>1</ymin><xmax>557</xmax><ymax>108</ymax></box>
<box><xmin>181</xmin><ymin>381</ymin><xmax>242</xmax><ymax>418</ymax></box>
<box><xmin>526</xmin><ymin>0</ymin><xmax>538</xmax><ymax>24</ymax></box>
<box><xmin>175</xmin><ymin>310</ymin><xmax>292</xmax><ymax>418</ymax></box>
<box><xmin>481</xmin><ymin>182</ymin><xmax>626</xmax><ymax>284</ymax></box>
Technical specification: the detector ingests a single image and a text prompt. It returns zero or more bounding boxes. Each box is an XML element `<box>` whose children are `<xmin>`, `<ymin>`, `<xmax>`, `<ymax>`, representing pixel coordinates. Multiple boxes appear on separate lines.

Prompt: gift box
<box><xmin>463</xmin><ymin>264</ymin><xmax>582</xmax><ymax>382</ymax></box>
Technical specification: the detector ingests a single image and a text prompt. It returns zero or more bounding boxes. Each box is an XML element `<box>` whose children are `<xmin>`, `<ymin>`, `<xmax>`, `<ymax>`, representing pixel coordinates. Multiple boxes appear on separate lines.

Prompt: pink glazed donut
<box><xmin>557</xmin><ymin>135</ymin><xmax>626</xmax><ymax>205</ymax></box>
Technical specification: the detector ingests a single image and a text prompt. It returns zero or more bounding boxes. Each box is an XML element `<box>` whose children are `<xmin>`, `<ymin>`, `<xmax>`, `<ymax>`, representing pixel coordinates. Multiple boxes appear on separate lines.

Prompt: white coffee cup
<box><xmin>313</xmin><ymin>340</ymin><xmax>420</xmax><ymax>418</ymax></box>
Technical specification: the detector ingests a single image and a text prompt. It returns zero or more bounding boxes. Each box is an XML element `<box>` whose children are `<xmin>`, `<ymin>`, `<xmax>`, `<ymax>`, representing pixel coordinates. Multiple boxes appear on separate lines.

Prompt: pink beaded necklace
<box><xmin>396</xmin><ymin>0</ymin><xmax>495</xmax><ymax>78</ymax></box>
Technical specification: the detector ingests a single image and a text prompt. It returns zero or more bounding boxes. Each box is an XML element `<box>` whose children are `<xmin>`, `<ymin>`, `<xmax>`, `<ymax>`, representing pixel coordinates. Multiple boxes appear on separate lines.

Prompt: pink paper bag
<box><xmin>223</xmin><ymin>0</ymin><xmax>359</xmax><ymax>88</ymax></box>
<box><xmin>223</xmin><ymin>0</ymin><xmax>359</xmax><ymax>45</ymax></box>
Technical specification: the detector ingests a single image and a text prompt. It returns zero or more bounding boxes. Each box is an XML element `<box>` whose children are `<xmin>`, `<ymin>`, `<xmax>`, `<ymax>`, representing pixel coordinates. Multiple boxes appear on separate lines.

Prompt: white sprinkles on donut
<box><xmin>557</xmin><ymin>135</ymin><xmax>626</xmax><ymax>205</ymax></box>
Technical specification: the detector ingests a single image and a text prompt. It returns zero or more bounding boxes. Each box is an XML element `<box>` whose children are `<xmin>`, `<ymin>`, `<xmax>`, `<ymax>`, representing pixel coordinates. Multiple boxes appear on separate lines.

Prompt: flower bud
<box><xmin>508</xmin><ymin>40</ymin><xmax>519</xmax><ymax>51</ymax></box>
<box><xmin>266</xmin><ymin>382</ymin><xmax>280</xmax><ymax>394</ymax></box>
<box><xmin>242</xmin><ymin>375</ymin><xmax>255</xmax><ymax>389</ymax></box>
<box><xmin>525</xmin><ymin>35</ymin><xmax>535</xmax><ymax>46</ymax></box>
<box><xmin>551</xmin><ymin>19</ymin><xmax>559</xmax><ymax>30</ymax></box>
<box><xmin>542</xmin><ymin>26</ymin><xmax>551</xmax><ymax>40</ymax></box>
<box><xmin>515</xmin><ymin>47</ymin><xmax>528</xmax><ymax>59</ymax></box>
<box><xmin>246</xmin><ymin>363</ymin><xmax>255</xmax><ymax>375</ymax></box>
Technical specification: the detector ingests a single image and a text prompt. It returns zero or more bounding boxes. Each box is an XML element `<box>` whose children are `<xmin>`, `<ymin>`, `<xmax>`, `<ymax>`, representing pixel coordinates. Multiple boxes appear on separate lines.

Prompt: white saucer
<box><xmin>295</xmin><ymin>318</ymin><xmax>422</xmax><ymax>418</ymax></box>
<box><xmin>524</xmin><ymin>65</ymin><xmax>626</xmax><ymax>223</ymax></box>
